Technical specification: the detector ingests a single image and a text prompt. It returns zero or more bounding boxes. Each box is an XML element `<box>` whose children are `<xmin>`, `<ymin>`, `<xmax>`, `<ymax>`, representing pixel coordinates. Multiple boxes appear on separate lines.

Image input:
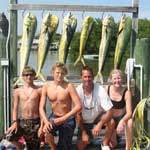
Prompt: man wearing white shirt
<box><xmin>76</xmin><ymin>66</ymin><xmax>114</xmax><ymax>150</ymax></box>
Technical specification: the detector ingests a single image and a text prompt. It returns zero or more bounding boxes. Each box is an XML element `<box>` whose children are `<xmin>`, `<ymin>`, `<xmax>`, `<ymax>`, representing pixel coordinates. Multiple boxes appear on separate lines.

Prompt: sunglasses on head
<box><xmin>23</xmin><ymin>73</ymin><xmax>34</xmax><ymax>76</ymax></box>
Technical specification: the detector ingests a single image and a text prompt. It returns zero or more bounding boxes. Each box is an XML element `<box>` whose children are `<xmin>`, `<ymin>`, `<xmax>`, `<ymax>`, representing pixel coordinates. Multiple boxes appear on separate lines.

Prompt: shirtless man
<box><xmin>6</xmin><ymin>66</ymin><xmax>42</xmax><ymax>150</ymax></box>
<box><xmin>39</xmin><ymin>62</ymin><xmax>82</xmax><ymax>150</ymax></box>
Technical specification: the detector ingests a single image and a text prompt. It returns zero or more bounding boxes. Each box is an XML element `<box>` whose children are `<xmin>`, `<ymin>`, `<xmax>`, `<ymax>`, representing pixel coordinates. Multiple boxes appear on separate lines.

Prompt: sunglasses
<box><xmin>23</xmin><ymin>73</ymin><xmax>34</xmax><ymax>77</ymax></box>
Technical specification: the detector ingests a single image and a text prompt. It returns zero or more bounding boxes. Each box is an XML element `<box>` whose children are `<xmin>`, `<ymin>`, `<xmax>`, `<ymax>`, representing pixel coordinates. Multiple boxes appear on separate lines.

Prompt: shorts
<box><xmin>77</xmin><ymin>123</ymin><xmax>95</xmax><ymax>140</ymax></box>
<box><xmin>77</xmin><ymin>113</ymin><xmax>105</xmax><ymax>142</ymax></box>
<box><xmin>47</xmin><ymin>113</ymin><xmax>76</xmax><ymax>150</ymax></box>
<box><xmin>113</xmin><ymin>113</ymin><xmax>125</xmax><ymax>128</ymax></box>
<box><xmin>5</xmin><ymin>118</ymin><xmax>41</xmax><ymax>150</ymax></box>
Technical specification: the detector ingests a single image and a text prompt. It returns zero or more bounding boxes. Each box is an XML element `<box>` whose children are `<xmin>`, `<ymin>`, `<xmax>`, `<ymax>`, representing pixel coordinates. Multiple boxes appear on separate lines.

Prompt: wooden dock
<box><xmin>40</xmin><ymin>130</ymin><xmax>126</xmax><ymax>150</ymax></box>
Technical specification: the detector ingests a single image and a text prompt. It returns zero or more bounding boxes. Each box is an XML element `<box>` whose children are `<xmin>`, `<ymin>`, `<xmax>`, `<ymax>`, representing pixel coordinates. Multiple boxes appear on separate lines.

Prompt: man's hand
<box><xmin>43</xmin><ymin>121</ymin><xmax>53</xmax><ymax>133</ymax></box>
<box><xmin>92</xmin><ymin>124</ymin><xmax>101</xmax><ymax>137</ymax></box>
<box><xmin>53</xmin><ymin>116</ymin><xmax>65</xmax><ymax>126</ymax></box>
<box><xmin>82</xmin><ymin>130</ymin><xmax>90</xmax><ymax>144</ymax></box>
<box><xmin>38</xmin><ymin>127</ymin><xmax>44</xmax><ymax>138</ymax></box>
<box><xmin>6</xmin><ymin>122</ymin><xmax>18</xmax><ymax>135</ymax></box>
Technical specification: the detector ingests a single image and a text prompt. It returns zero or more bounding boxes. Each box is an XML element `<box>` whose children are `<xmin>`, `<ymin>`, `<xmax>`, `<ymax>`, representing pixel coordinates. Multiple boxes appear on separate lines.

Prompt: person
<box><xmin>76</xmin><ymin>66</ymin><xmax>114</xmax><ymax>150</ymax></box>
<box><xmin>5</xmin><ymin>66</ymin><xmax>42</xmax><ymax>150</ymax></box>
<box><xmin>105</xmin><ymin>69</ymin><xmax>133</xmax><ymax>150</ymax></box>
<box><xmin>39</xmin><ymin>62</ymin><xmax>82</xmax><ymax>150</ymax></box>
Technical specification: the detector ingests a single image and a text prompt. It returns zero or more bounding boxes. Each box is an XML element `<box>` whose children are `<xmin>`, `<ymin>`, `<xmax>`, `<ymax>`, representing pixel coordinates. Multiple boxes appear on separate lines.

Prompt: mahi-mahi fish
<box><xmin>95</xmin><ymin>15</ymin><xmax>115</xmax><ymax>83</ymax></box>
<box><xmin>14</xmin><ymin>12</ymin><xmax>37</xmax><ymax>86</ymax></box>
<box><xmin>58</xmin><ymin>12</ymin><xmax>77</xmax><ymax>64</ymax></box>
<box><xmin>36</xmin><ymin>13</ymin><xmax>59</xmax><ymax>81</ymax></box>
<box><xmin>74</xmin><ymin>16</ymin><xmax>94</xmax><ymax>67</ymax></box>
<box><xmin>114</xmin><ymin>15</ymin><xmax>132</xmax><ymax>69</ymax></box>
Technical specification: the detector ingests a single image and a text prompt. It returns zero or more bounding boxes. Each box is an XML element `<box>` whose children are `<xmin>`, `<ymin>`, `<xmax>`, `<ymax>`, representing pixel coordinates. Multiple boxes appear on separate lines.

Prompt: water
<box><xmin>17</xmin><ymin>51</ymin><xmax>79</xmax><ymax>79</ymax></box>
<box><xmin>17</xmin><ymin>50</ymin><xmax>99</xmax><ymax>82</ymax></box>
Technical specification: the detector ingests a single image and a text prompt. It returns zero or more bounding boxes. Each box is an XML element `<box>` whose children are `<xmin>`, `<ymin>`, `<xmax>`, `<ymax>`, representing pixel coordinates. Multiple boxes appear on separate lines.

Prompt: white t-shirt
<box><xmin>76</xmin><ymin>83</ymin><xmax>113</xmax><ymax>123</ymax></box>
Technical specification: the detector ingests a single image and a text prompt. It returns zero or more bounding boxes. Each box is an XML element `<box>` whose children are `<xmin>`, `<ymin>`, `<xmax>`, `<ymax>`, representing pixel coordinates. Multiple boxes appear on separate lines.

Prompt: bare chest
<box><xmin>19</xmin><ymin>88</ymin><xmax>40</xmax><ymax>103</ymax></box>
<box><xmin>47</xmin><ymin>87</ymin><xmax>70</xmax><ymax>102</ymax></box>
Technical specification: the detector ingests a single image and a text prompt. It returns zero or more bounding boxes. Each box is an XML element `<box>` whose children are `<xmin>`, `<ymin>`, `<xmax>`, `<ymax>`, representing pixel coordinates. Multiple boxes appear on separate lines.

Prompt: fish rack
<box><xmin>2</xmin><ymin>0</ymin><xmax>139</xmax><ymax>130</ymax></box>
<box><xmin>8</xmin><ymin>0</ymin><xmax>138</xmax><ymax>77</ymax></box>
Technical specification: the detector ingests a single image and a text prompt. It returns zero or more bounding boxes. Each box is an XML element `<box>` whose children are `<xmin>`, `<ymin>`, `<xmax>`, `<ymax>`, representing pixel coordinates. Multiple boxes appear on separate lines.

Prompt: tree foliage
<box><xmin>138</xmin><ymin>18</ymin><xmax>150</xmax><ymax>38</ymax></box>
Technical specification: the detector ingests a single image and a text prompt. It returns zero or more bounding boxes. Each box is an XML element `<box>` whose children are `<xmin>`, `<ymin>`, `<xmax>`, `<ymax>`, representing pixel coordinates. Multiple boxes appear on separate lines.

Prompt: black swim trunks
<box><xmin>47</xmin><ymin>114</ymin><xmax>76</xmax><ymax>150</ymax></box>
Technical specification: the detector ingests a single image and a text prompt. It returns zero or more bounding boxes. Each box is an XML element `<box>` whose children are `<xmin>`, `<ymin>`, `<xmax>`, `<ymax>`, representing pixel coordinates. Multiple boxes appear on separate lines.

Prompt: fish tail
<box><xmin>81</xmin><ymin>57</ymin><xmax>86</xmax><ymax>66</ymax></box>
<box><xmin>36</xmin><ymin>72</ymin><xmax>46</xmax><ymax>81</ymax></box>
<box><xmin>73</xmin><ymin>56</ymin><xmax>81</xmax><ymax>67</ymax></box>
<box><xmin>13</xmin><ymin>77</ymin><xmax>22</xmax><ymax>88</ymax></box>
<box><xmin>73</xmin><ymin>56</ymin><xmax>86</xmax><ymax>67</ymax></box>
<box><xmin>95</xmin><ymin>72</ymin><xmax>104</xmax><ymax>84</ymax></box>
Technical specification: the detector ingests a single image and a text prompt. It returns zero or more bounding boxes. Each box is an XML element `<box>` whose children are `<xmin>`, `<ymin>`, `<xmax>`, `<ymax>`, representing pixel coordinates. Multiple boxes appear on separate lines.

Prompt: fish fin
<box><xmin>118</xmin><ymin>27</ymin><xmax>123</xmax><ymax>35</ymax></box>
<box><xmin>36</xmin><ymin>72</ymin><xmax>46</xmax><ymax>81</ymax></box>
<box><xmin>64</xmin><ymin>76</ymin><xmax>68</xmax><ymax>82</ymax></box>
<box><xmin>73</xmin><ymin>56</ymin><xmax>81</xmax><ymax>67</ymax></box>
<box><xmin>25</xmin><ymin>27</ymin><xmax>30</xmax><ymax>47</ymax></box>
<box><xmin>13</xmin><ymin>77</ymin><xmax>22</xmax><ymax>88</ymax></box>
<box><xmin>74</xmin><ymin>56</ymin><xmax>86</xmax><ymax>67</ymax></box>
<box><xmin>94</xmin><ymin>72</ymin><xmax>104</xmax><ymax>84</ymax></box>
<box><xmin>81</xmin><ymin>57</ymin><xmax>86</xmax><ymax>66</ymax></box>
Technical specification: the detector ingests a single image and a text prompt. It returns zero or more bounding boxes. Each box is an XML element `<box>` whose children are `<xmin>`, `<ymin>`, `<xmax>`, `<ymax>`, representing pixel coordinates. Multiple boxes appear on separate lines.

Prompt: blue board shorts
<box><xmin>47</xmin><ymin>113</ymin><xmax>76</xmax><ymax>150</ymax></box>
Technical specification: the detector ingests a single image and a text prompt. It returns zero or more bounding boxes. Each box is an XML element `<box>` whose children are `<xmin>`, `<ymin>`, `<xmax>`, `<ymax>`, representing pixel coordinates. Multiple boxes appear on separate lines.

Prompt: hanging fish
<box><xmin>36</xmin><ymin>13</ymin><xmax>59</xmax><ymax>81</ymax></box>
<box><xmin>95</xmin><ymin>15</ymin><xmax>115</xmax><ymax>83</ymax></box>
<box><xmin>14</xmin><ymin>12</ymin><xmax>37</xmax><ymax>87</ymax></box>
<box><xmin>114</xmin><ymin>15</ymin><xmax>132</xmax><ymax>69</ymax></box>
<box><xmin>19</xmin><ymin>13</ymin><xmax>37</xmax><ymax>76</ymax></box>
<box><xmin>74</xmin><ymin>16</ymin><xmax>94</xmax><ymax>67</ymax></box>
<box><xmin>58</xmin><ymin>12</ymin><xmax>77</xmax><ymax>64</ymax></box>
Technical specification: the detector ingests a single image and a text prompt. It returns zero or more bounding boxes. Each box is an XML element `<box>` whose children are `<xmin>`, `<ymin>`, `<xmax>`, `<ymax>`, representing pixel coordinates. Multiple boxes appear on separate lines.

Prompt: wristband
<box><xmin>12</xmin><ymin>120</ymin><xmax>18</xmax><ymax>124</ymax></box>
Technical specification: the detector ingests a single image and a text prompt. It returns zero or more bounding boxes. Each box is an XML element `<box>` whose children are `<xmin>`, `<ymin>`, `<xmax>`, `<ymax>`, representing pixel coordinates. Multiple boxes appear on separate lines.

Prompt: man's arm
<box><xmin>92</xmin><ymin>109</ymin><xmax>113</xmax><ymax>136</ymax></box>
<box><xmin>12</xmin><ymin>89</ymin><xmax>19</xmax><ymax>122</ymax></box>
<box><xmin>39</xmin><ymin>85</ymin><xmax>52</xmax><ymax>132</ymax></box>
<box><xmin>39</xmin><ymin>85</ymin><xmax>48</xmax><ymax>123</ymax></box>
<box><xmin>76</xmin><ymin>112</ymin><xmax>90</xmax><ymax>143</ymax></box>
<box><xmin>6</xmin><ymin>89</ymin><xmax>19</xmax><ymax>134</ymax></box>
<box><xmin>76</xmin><ymin>112</ymin><xmax>85</xmax><ymax>131</ymax></box>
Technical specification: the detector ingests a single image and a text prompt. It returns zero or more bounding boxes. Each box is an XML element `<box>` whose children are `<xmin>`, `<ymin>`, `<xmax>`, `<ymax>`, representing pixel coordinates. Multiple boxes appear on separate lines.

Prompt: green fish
<box><xmin>20</xmin><ymin>12</ymin><xmax>37</xmax><ymax>76</ymax></box>
<box><xmin>114</xmin><ymin>15</ymin><xmax>132</xmax><ymax>69</ymax></box>
<box><xmin>58</xmin><ymin>12</ymin><xmax>77</xmax><ymax>64</ymax></box>
<box><xmin>36</xmin><ymin>13</ymin><xmax>59</xmax><ymax>81</ymax></box>
<box><xmin>95</xmin><ymin>15</ymin><xmax>115</xmax><ymax>83</ymax></box>
<box><xmin>14</xmin><ymin>12</ymin><xmax>37</xmax><ymax>87</ymax></box>
<box><xmin>74</xmin><ymin>16</ymin><xmax>94</xmax><ymax>67</ymax></box>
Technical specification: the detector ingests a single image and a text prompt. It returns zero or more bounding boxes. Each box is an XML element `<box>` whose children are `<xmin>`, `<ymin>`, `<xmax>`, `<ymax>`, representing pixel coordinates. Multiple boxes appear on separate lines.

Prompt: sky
<box><xmin>0</xmin><ymin>0</ymin><xmax>149</xmax><ymax>35</ymax></box>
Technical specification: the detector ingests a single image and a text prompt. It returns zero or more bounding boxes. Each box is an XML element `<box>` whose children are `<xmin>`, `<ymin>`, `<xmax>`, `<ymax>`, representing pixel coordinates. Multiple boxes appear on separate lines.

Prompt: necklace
<box><xmin>23</xmin><ymin>86</ymin><xmax>34</xmax><ymax>100</ymax></box>
<box><xmin>83</xmin><ymin>85</ymin><xmax>95</xmax><ymax>110</ymax></box>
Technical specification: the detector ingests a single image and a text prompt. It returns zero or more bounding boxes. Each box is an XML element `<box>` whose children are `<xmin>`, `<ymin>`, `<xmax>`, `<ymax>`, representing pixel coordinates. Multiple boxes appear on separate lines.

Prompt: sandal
<box><xmin>101</xmin><ymin>145</ymin><xmax>111</xmax><ymax>150</ymax></box>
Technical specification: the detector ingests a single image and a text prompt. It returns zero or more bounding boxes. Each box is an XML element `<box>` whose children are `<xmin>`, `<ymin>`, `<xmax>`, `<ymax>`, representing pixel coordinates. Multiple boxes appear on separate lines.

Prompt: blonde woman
<box><xmin>105</xmin><ymin>69</ymin><xmax>133</xmax><ymax>150</ymax></box>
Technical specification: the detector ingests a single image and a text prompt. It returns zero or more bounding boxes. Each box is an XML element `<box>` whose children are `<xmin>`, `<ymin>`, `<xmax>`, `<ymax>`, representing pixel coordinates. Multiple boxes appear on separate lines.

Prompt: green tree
<box><xmin>138</xmin><ymin>19</ymin><xmax>150</xmax><ymax>38</ymax></box>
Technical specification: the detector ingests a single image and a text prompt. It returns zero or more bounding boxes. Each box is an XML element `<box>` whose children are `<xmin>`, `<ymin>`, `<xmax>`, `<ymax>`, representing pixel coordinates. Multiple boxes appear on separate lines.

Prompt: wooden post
<box><xmin>9</xmin><ymin>0</ymin><xmax>18</xmax><ymax>125</ymax></box>
<box><xmin>0</xmin><ymin>13</ymin><xmax>9</xmax><ymax>138</ymax></box>
<box><xmin>131</xmin><ymin>0</ymin><xmax>139</xmax><ymax>57</ymax></box>
<box><xmin>10</xmin><ymin>0</ymin><xmax>18</xmax><ymax>82</ymax></box>
<box><xmin>132</xmin><ymin>38</ymin><xmax>150</xmax><ymax>129</ymax></box>
<box><xmin>133</xmin><ymin>38</ymin><xmax>150</xmax><ymax>102</ymax></box>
